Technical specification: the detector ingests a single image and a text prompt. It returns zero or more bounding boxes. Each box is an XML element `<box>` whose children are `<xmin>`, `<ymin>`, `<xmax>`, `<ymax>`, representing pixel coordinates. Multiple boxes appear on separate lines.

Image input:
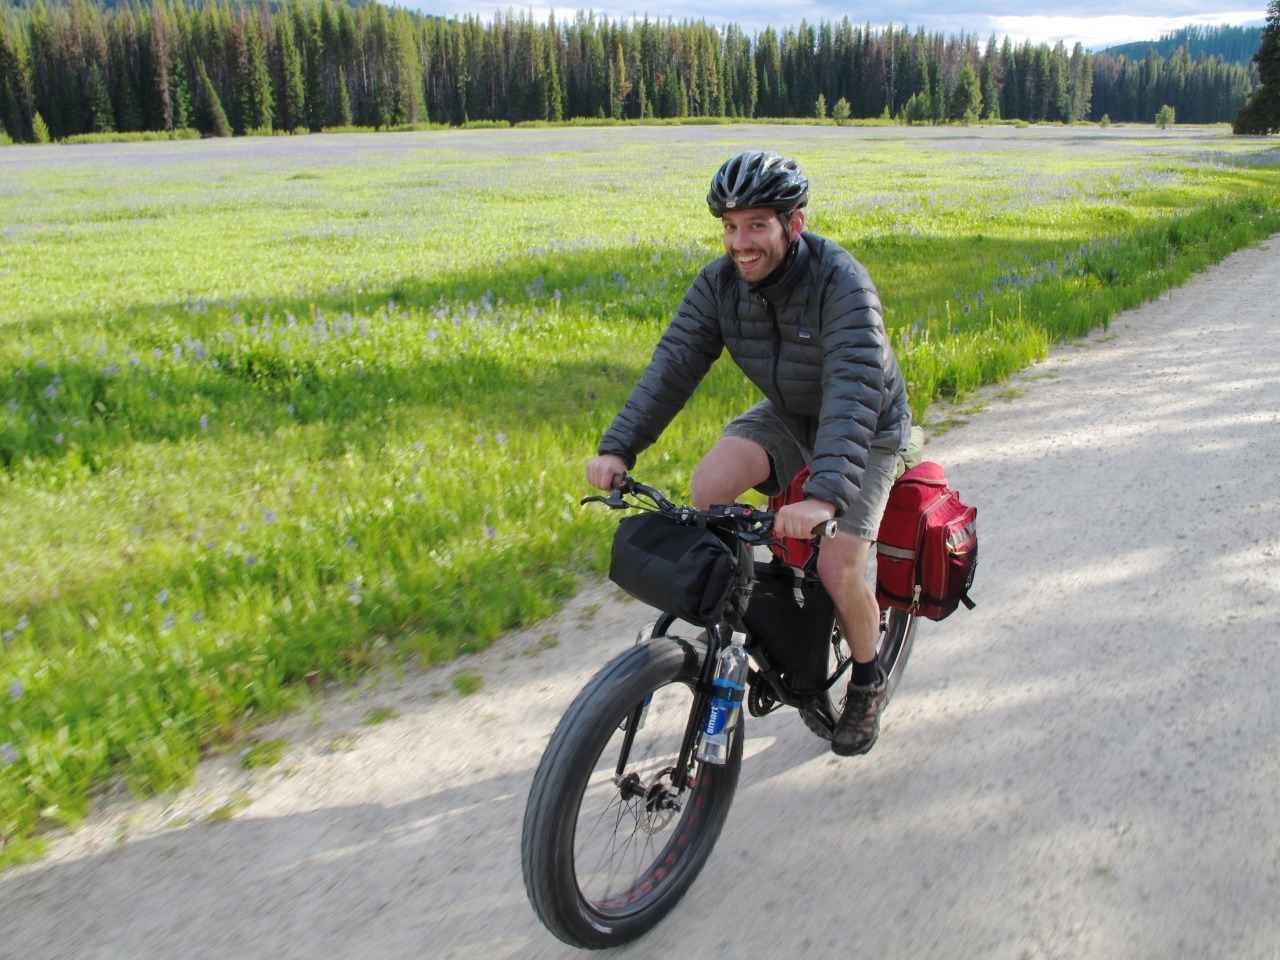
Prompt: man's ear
<box><xmin>787</xmin><ymin>208</ymin><xmax>806</xmax><ymax>242</ymax></box>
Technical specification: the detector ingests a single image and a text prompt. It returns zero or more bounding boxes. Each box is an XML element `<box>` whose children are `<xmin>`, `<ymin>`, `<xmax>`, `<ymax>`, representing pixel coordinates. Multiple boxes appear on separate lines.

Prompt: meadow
<box><xmin>2</xmin><ymin>123</ymin><xmax>1279</xmax><ymax>859</ymax></box>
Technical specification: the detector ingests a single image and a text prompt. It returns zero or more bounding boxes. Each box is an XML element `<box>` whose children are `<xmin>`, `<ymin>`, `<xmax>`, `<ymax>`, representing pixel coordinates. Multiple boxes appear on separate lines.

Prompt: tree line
<box><xmin>0</xmin><ymin>0</ymin><xmax>1263</xmax><ymax>142</ymax></box>
<box><xmin>1101</xmin><ymin>23</ymin><xmax>1263</xmax><ymax>65</ymax></box>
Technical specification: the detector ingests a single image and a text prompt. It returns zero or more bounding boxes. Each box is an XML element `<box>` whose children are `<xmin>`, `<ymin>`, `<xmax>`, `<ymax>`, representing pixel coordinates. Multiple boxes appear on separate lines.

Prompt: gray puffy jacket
<box><xmin>598</xmin><ymin>231</ymin><xmax>910</xmax><ymax>516</ymax></box>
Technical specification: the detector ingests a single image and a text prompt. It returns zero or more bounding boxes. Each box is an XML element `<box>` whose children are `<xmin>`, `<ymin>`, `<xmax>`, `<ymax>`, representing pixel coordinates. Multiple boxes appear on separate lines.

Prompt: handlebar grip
<box><xmin>814</xmin><ymin>519</ymin><xmax>839</xmax><ymax>539</ymax></box>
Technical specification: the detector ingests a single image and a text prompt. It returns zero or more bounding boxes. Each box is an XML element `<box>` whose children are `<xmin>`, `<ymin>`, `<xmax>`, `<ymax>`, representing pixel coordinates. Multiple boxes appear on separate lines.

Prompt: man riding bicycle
<box><xmin>585</xmin><ymin>150</ymin><xmax>911</xmax><ymax>757</ymax></box>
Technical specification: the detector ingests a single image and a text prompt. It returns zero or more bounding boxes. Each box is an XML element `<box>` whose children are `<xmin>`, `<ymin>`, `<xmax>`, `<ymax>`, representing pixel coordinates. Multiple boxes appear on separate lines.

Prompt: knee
<box><xmin>817</xmin><ymin>541</ymin><xmax>872</xmax><ymax>595</ymax></box>
<box><xmin>689</xmin><ymin>463</ymin><xmax>723</xmax><ymax>510</ymax></box>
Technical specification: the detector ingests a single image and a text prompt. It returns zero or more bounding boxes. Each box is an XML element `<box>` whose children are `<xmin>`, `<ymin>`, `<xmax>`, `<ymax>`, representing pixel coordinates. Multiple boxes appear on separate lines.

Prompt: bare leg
<box><xmin>816</xmin><ymin>532</ymin><xmax>879</xmax><ymax>664</ymax></box>
<box><xmin>690</xmin><ymin>436</ymin><xmax>772</xmax><ymax>509</ymax></box>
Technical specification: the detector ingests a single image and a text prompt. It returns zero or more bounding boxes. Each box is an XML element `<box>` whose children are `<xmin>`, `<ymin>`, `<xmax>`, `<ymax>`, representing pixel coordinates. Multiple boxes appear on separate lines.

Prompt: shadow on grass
<box><xmin>12</xmin><ymin>194</ymin><xmax>1280</xmax><ymax>473</ymax></box>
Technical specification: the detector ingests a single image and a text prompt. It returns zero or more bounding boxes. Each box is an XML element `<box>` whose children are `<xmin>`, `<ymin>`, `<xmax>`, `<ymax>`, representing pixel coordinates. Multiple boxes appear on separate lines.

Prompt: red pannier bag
<box><xmin>875</xmin><ymin>461</ymin><xmax>977</xmax><ymax>621</ymax></box>
<box><xmin>766</xmin><ymin>469</ymin><xmax>817</xmax><ymax>569</ymax></box>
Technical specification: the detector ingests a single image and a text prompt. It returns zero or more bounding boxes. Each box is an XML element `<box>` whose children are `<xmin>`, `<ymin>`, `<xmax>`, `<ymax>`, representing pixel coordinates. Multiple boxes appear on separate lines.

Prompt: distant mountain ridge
<box><xmin>1098</xmin><ymin>24</ymin><xmax>1264</xmax><ymax>65</ymax></box>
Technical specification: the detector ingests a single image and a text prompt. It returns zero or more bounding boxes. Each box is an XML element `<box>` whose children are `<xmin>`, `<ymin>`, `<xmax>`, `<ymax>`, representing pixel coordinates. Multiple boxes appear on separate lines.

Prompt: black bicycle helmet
<box><xmin>707</xmin><ymin>150</ymin><xmax>809</xmax><ymax>218</ymax></box>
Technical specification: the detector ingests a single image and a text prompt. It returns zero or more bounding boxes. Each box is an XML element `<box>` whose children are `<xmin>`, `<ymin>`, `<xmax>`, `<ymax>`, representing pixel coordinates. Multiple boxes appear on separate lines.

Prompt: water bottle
<box><xmin>696</xmin><ymin>631</ymin><xmax>749</xmax><ymax>766</ymax></box>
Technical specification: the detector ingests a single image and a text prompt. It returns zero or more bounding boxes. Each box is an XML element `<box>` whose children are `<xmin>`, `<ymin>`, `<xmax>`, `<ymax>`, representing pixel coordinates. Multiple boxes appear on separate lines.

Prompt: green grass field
<box><xmin>2</xmin><ymin>123</ymin><xmax>1279</xmax><ymax>859</ymax></box>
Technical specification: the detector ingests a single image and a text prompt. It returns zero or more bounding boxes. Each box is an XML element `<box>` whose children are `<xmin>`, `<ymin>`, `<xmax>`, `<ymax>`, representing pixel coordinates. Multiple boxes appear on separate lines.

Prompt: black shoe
<box><xmin>832</xmin><ymin>667</ymin><xmax>887</xmax><ymax>757</ymax></box>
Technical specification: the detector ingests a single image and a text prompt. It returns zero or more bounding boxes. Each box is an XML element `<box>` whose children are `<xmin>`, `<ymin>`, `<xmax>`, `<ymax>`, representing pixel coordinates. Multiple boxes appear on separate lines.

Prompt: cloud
<box><xmin>409</xmin><ymin>2</ymin><xmax>1267</xmax><ymax>48</ymax></box>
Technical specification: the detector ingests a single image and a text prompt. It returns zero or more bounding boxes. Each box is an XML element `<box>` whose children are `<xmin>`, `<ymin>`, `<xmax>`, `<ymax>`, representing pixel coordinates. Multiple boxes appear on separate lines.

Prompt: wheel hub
<box><xmin>615</xmin><ymin>768</ymin><xmax>681</xmax><ymax>834</ymax></box>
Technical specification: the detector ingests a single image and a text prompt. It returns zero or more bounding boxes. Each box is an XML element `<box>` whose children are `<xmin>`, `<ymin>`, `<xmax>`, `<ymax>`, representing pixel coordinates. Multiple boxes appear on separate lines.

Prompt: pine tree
<box><xmin>0</xmin><ymin>18</ymin><xmax>33</xmax><ymax>141</ymax></box>
<box><xmin>274</xmin><ymin>10</ymin><xmax>305</xmax><ymax>131</ymax></box>
<box><xmin>980</xmin><ymin>34</ymin><xmax>1001</xmax><ymax>120</ymax></box>
<box><xmin>170</xmin><ymin>55</ymin><xmax>192</xmax><ymax>130</ymax></box>
<box><xmin>150</xmin><ymin>2</ymin><xmax>173</xmax><ymax>131</ymax></box>
<box><xmin>1234</xmin><ymin>0</ymin><xmax>1280</xmax><ymax>134</ymax></box>
<box><xmin>336</xmin><ymin>65</ymin><xmax>352</xmax><ymax>127</ymax></box>
<box><xmin>194</xmin><ymin>57</ymin><xmax>230</xmax><ymax>136</ymax></box>
<box><xmin>543</xmin><ymin>17</ymin><xmax>563</xmax><ymax>121</ymax></box>
<box><xmin>231</xmin><ymin>14</ymin><xmax>272</xmax><ymax>134</ymax></box>
<box><xmin>948</xmin><ymin>64</ymin><xmax>982</xmax><ymax>121</ymax></box>
<box><xmin>303</xmin><ymin>17</ymin><xmax>327</xmax><ymax>131</ymax></box>
<box><xmin>89</xmin><ymin>63</ymin><xmax>114</xmax><ymax>131</ymax></box>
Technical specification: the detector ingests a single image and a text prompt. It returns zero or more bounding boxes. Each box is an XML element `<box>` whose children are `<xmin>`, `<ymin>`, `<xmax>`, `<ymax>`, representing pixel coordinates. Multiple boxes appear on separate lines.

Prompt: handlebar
<box><xmin>582</xmin><ymin>477</ymin><xmax>837</xmax><ymax>543</ymax></box>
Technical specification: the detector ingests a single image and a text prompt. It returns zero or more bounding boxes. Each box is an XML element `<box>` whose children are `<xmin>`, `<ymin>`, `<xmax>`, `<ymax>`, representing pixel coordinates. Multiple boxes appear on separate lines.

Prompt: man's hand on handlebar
<box><xmin>774</xmin><ymin>497</ymin><xmax>838</xmax><ymax>541</ymax></box>
<box><xmin>585</xmin><ymin>454</ymin><xmax>629</xmax><ymax>493</ymax></box>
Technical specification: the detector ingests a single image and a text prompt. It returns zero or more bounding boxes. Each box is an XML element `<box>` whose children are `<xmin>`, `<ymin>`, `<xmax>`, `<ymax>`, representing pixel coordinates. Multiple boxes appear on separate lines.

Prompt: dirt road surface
<box><xmin>3</xmin><ymin>239</ymin><xmax>1278</xmax><ymax>960</ymax></box>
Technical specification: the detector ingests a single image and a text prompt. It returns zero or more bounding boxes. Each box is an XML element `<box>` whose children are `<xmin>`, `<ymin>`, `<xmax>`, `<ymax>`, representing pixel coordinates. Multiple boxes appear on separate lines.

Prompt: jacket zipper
<box><xmin>761</xmin><ymin>294</ymin><xmax>783</xmax><ymax>401</ymax></box>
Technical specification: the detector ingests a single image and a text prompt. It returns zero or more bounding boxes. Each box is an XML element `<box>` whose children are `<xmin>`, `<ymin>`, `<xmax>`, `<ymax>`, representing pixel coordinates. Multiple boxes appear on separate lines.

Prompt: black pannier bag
<box><xmin>608</xmin><ymin>512</ymin><xmax>738</xmax><ymax>626</ymax></box>
<box><xmin>741</xmin><ymin>561</ymin><xmax>837</xmax><ymax>681</ymax></box>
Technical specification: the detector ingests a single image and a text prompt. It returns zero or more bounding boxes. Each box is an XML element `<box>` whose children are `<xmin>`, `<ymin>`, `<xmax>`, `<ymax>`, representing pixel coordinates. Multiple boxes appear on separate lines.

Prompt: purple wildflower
<box><xmin>200</xmin><ymin>415</ymin><xmax>209</xmax><ymax>430</ymax></box>
<box><xmin>44</xmin><ymin>384</ymin><xmax>56</xmax><ymax>399</ymax></box>
<box><xmin>7</xmin><ymin>680</ymin><xmax>22</xmax><ymax>701</ymax></box>
<box><xmin>0</xmin><ymin>743</ymin><xmax>18</xmax><ymax>765</ymax></box>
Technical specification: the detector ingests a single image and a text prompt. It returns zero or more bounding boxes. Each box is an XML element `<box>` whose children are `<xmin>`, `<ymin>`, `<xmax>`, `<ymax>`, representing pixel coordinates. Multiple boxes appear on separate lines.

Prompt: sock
<box><xmin>852</xmin><ymin>657</ymin><xmax>880</xmax><ymax>688</ymax></box>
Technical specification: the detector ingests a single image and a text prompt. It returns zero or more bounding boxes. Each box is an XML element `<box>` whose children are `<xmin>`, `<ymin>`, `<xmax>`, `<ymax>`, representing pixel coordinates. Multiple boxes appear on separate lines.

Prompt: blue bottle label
<box><xmin>703</xmin><ymin>700</ymin><xmax>728</xmax><ymax>737</ymax></box>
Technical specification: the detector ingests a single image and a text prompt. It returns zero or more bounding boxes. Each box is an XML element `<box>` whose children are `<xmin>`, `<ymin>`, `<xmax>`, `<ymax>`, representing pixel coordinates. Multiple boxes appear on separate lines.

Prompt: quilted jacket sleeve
<box><xmin>802</xmin><ymin>256</ymin><xmax>889</xmax><ymax>514</ymax></box>
<box><xmin>597</xmin><ymin>263</ymin><xmax>727</xmax><ymax>468</ymax></box>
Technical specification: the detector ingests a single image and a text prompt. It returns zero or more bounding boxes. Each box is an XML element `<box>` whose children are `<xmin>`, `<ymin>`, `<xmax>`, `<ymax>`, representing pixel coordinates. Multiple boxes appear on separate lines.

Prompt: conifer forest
<box><xmin>0</xmin><ymin>1</ymin><xmax>1264</xmax><ymax>142</ymax></box>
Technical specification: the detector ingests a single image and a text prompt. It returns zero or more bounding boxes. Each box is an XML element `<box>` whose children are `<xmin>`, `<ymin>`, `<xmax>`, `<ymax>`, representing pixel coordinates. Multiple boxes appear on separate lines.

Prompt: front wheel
<box><xmin>522</xmin><ymin>634</ymin><xmax>743</xmax><ymax>949</ymax></box>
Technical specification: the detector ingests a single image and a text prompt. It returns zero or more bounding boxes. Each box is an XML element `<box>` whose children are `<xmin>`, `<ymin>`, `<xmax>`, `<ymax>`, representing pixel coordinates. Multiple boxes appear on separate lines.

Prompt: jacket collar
<box><xmin>750</xmin><ymin>232</ymin><xmax>811</xmax><ymax>300</ymax></box>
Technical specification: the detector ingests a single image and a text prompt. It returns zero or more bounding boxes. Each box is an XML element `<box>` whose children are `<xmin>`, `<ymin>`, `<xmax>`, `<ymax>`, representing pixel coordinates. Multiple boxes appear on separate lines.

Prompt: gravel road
<box><xmin>2</xmin><ymin>238</ymin><xmax>1278</xmax><ymax>960</ymax></box>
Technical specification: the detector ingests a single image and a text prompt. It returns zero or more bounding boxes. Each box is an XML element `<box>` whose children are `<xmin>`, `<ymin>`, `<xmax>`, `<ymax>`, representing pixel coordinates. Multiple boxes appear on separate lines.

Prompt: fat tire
<box><xmin>522</xmin><ymin>635</ymin><xmax>743</xmax><ymax>949</ymax></box>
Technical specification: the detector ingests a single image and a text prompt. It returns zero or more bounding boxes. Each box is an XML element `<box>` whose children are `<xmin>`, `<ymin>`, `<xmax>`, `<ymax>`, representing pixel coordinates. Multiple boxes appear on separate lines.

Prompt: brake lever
<box><xmin>580</xmin><ymin>491</ymin><xmax>631</xmax><ymax>509</ymax></box>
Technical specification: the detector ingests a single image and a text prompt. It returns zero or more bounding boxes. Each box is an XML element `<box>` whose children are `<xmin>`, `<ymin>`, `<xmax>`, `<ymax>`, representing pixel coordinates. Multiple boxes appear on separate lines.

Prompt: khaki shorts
<box><xmin>723</xmin><ymin>401</ymin><xmax>907</xmax><ymax>542</ymax></box>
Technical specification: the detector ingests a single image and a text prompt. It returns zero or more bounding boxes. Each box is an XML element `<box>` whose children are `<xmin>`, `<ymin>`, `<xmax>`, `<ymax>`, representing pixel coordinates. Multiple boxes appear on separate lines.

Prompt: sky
<box><xmin>406</xmin><ymin>2</ymin><xmax>1269</xmax><ymax>49</ymax></box>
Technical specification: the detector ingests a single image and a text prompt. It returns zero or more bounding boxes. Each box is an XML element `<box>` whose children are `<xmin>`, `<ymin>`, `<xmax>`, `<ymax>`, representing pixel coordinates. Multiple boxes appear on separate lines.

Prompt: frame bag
<box><xmin>875</xmin><ymin>461</ymin><xmax>977</xmax><ymax>621</ymax></box>
<box><xmin>608</xmin><ymin>511</ymin><xmax>739</xmax><ymax>626</ymax></box>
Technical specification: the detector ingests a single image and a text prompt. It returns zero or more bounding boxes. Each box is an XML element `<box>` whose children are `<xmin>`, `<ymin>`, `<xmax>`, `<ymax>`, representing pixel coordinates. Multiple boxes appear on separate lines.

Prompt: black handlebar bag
<box><xmin>608</xmin><ymin>512</ymin><xmax>739</xmax><ymax>626</ymax></box>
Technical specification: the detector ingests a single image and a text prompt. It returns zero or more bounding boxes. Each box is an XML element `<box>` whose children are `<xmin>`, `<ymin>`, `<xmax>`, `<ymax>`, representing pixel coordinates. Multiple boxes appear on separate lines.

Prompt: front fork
<box><xmin>614</xmin><ymin>621</ymin><xmax>733</xmax><ymax>793</ymax></box>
